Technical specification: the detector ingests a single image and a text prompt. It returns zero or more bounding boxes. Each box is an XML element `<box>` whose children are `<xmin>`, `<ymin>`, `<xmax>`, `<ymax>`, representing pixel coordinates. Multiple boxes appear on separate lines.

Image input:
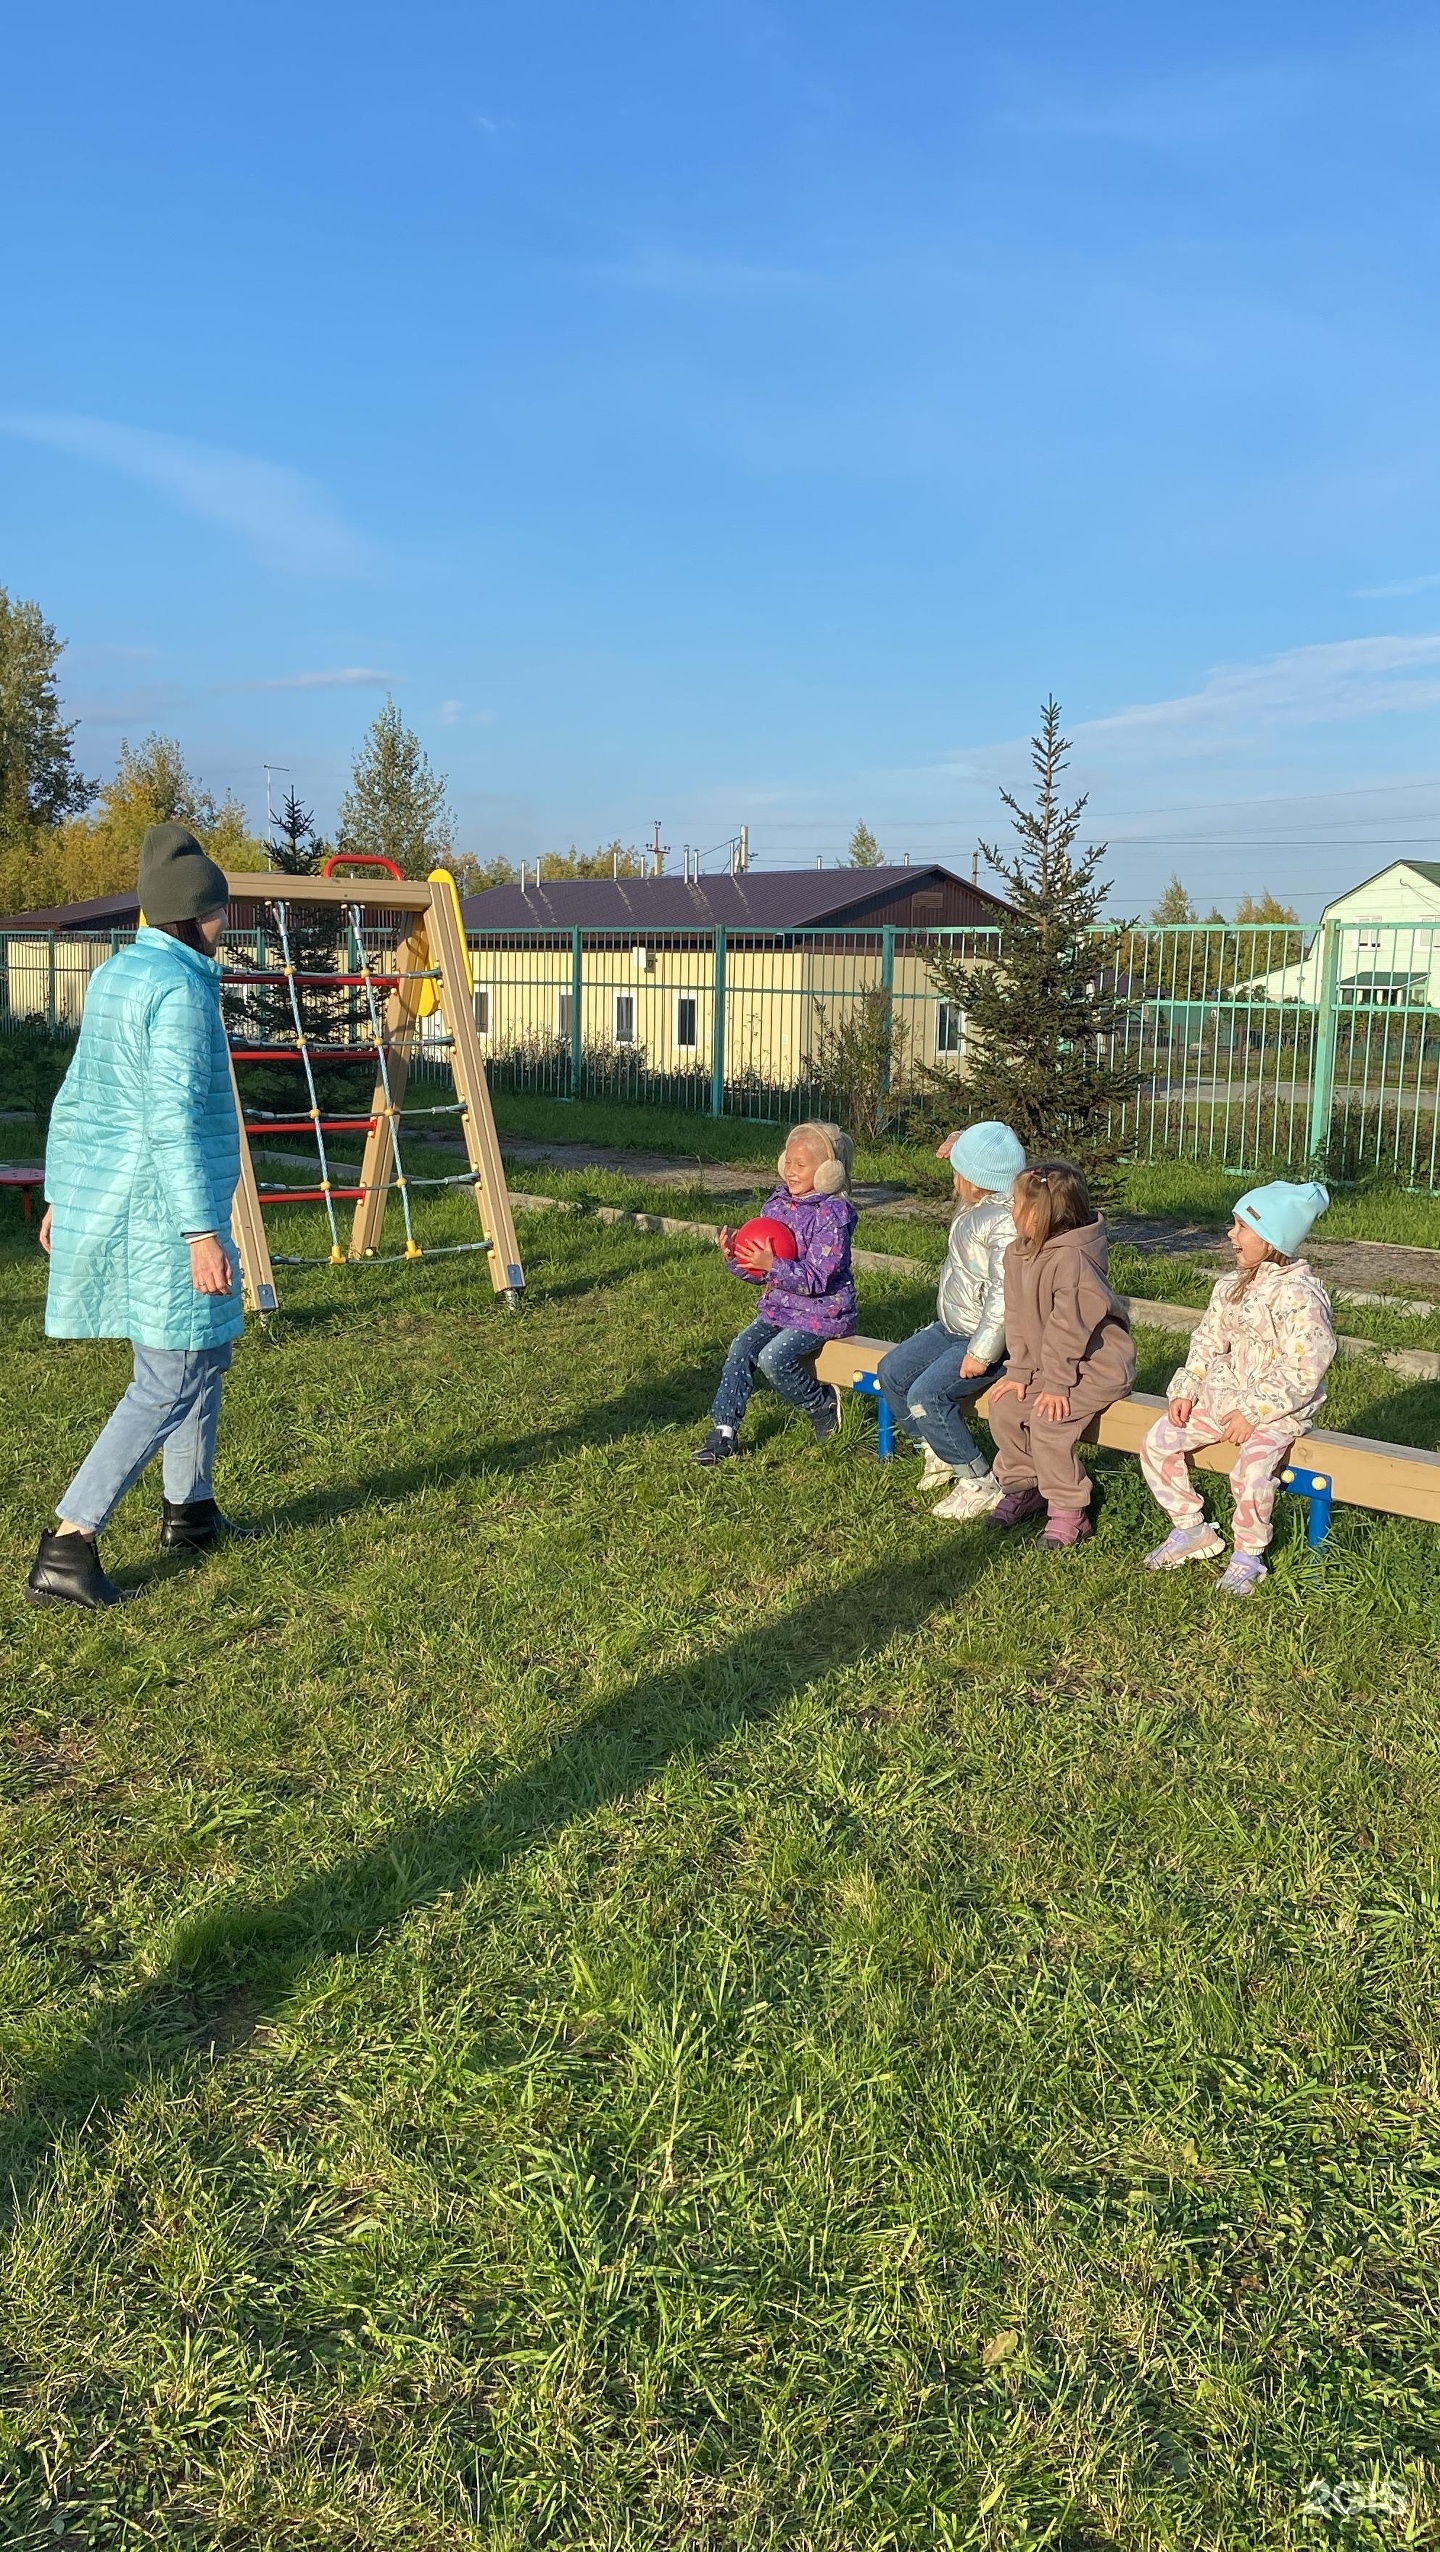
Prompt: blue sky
<box><xmin>3</xmin><ymin>0</ymin><xmax>1439</xmax><ymax>912</ymax></box>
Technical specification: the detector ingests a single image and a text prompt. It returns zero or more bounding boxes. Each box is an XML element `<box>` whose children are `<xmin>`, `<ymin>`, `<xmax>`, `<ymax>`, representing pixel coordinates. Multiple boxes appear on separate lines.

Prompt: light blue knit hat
<box><xmin>1233</xmin><ymin>1179</ymin><xmax>1329</xmax><ymax>1258</ymax></box>
<box><xmin>949</xmin><ymin>1120</ymin><xmax>1026</xmax><ymax>1194</ymax></box>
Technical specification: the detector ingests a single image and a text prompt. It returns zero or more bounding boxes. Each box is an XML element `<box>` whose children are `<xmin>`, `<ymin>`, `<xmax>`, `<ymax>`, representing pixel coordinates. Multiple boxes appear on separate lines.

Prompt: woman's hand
<box><xmin>985</xmin><ymin>1375</ymin><xmax>1025</xmax><ymax>1405</ymax></box>
<box><xmin>39</xmin><ymin>1205</ymin><xmax>52</xmax><ymax>1256</ymax></box>
<box><xmin>959</xmin><ymin>1351</ymin><xmax>989</xmax><ymax>1378</ymax></box>
<box><xmin>1168</xmin><ymin>1395</ymin><xmax>1195</xmax><ymax>1426</ymax></box>
<box><xmin>1219</xmin><ymin>1409</ymin><xmax>1255</xmax><ymax>1446</ymax></box>
<box><xmin>735</xmin><ymin>1235</ymin><xmax>775</xmax><ymax>1274</ymax></box>
<box><xmin>189</xmin><ymin>1235</ymin><xmax>233</xmax><ymax>1296</ymax></box>
<box><xmin>1033</xmin><ymin>1390</ymin><xmax>1072</xmax><ymax>1424</ymax></box>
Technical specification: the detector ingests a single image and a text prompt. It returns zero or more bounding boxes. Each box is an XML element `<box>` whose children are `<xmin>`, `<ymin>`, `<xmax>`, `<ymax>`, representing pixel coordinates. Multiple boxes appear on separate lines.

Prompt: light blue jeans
<box><xmin>58</xmin><ymin>1343</ymin><xmax>233</xmax><ymax>1534</ymax></box>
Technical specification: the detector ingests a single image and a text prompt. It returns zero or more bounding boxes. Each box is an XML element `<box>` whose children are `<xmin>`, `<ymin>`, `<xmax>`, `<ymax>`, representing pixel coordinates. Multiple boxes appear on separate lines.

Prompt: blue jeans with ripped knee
<box><xmin>875</xmin><ymin>1320</ymin><xmax>1002</xmax><ymax>1474</ymax></box>
<box><xmin>711</xmin><ymin>1316</ymin><xmax>829</xmax><ymax>1430</ymax></box>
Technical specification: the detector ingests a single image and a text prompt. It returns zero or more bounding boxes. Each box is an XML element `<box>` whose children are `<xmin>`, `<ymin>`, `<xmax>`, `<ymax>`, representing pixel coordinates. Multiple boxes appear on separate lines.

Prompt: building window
<box><xmin>613</xmin><ymin>992</ymin><xmax>636</xmax><ymax>1046</ymax></box>
<box><xmin>675</xmin><ymin>994</ymin><xmax>698</xmax><ymax>1049</ymax></box>
<box><xmin>935</xmin><ymin>999</ymin><xmax>964</xmax><ymax>1055</ymax></box>
<box><xmin>474</xmin><ymin>986</ymin><xmax>490</xmax><ymax>1037</ymax></box>
<box><xmin>557</xmin><ymin>991</ymin><xmax>573</xmax><ymax>1042</ymax></box>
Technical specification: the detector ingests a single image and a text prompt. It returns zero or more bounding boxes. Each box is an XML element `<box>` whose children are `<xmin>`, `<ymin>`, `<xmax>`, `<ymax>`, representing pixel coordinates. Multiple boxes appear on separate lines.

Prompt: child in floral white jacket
<box><xmin>1141</xmin><ymin>1180</ymin><xmax>1335</xmax><ymax>1596</ymax></box>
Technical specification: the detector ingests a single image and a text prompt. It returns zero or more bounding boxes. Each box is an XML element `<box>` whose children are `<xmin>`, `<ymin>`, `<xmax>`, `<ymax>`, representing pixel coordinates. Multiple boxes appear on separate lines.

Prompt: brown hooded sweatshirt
<box><xmin>1001</xmin><ymin>1218</ymin><xmax>1136</xmax><ymax>1402</ymax></box>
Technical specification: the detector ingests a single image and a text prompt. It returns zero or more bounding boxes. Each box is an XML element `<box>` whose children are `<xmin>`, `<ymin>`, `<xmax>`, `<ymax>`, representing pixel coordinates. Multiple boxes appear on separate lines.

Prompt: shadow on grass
<box><xmin>0</xmin><ymin>1536</ymin><xmax>996</xmax><ymax>2230</ymax></box>
<box><xmin>225</xmin><ymin>1357</ymin><xmax>726</xmax><ymax>1541</ymax></box>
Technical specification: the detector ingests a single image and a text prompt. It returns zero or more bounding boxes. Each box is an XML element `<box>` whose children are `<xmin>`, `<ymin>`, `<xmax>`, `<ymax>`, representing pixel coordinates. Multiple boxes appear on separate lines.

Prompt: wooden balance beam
<box><xmin>814</xmin><ymin>1335</ymin><xmax>1440</xmax><ymax>1538</ymax></box>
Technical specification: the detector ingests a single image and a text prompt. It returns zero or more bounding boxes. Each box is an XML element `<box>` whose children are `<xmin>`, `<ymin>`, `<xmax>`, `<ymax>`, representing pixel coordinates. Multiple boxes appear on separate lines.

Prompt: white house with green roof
<box><xmin>1245</xmin><ymin>858</ymin><xmax>1440</xmax><ymax>1008</ymax></box>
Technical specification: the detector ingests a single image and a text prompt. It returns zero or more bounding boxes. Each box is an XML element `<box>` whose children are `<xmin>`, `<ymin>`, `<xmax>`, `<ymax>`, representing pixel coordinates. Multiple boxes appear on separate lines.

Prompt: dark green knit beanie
<box><xmin>137</xmin><ymin>822</ymin><xmax>230</xmax><ymax>923</ymax></box>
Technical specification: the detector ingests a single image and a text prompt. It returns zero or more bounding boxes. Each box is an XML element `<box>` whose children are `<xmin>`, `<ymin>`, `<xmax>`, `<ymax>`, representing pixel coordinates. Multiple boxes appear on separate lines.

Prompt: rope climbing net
<box><xmin>224</xmin><ymin>876</ymin><xmax>516</xmax><ymax>1283</ymax></box>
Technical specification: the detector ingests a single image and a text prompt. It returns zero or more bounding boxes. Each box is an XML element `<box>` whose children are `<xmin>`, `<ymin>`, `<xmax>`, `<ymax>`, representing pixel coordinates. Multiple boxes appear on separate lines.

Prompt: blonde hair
<box><xmin>1232</xmin><ymin>1237</ymin><xmax>1290</xmax><ymax>1300</ymax></box>
<box><xmin>779</xmin><ymin>1120</ymin><xmax>853</xmax><ymax>1196</ymax></box>
<box><xmin>1011</xmin><ymin>1159</ymin><xmax>1092</xmax><ymax>1250</ymax></box>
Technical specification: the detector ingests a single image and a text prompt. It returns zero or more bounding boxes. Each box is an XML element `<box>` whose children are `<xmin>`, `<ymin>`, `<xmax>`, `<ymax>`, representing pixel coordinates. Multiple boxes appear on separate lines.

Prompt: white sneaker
<box><xmin>932</xmin><ymin>1471</ymin><xmax>1004</xmax><ymax>1522</ymax></box>
<box><xmin>917</xmin><ymin>1447</ymin><xmax>955</xmax><ymax>1494</ymax></box>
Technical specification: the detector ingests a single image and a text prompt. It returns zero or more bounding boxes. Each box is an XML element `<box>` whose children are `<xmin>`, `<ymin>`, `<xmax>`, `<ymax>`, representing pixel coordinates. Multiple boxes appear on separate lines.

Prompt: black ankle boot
<box><xmin>160</xmin><ymin>1497</ymin><xmax>261</xmax><ymax>1552</ymax></box>
<box><xmin>25</xmin><ymin>1529</ymin><xmax>129</xmax><ymax>1609</ymax></box>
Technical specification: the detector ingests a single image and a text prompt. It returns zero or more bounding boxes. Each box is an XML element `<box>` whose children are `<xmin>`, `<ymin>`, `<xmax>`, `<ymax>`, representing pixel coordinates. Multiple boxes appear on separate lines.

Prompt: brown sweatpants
<box><xmin>986</xmin><ymin>1375</ymin><xmax>1128</xmax><ymax>1511</ymax></box>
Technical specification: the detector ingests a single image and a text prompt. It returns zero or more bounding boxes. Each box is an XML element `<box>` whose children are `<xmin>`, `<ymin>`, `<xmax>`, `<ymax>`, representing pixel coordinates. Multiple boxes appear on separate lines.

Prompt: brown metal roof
<box><xmin>460</xmin><ymin>863</ymin><xmax>1008</xmax><ymax>935</ymax></box>
<box><xmin>0</xmin><ymin>890</ymin><xmax>141</xmax><ymax>935</ymax></box>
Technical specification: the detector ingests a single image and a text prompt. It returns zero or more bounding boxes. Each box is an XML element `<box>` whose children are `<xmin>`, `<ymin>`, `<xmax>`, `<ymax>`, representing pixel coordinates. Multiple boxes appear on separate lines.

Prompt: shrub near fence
<box><xmin>7</xmin><ymin>914</ymin><xmax>1440</xmax><ymax>1185</ymax></box>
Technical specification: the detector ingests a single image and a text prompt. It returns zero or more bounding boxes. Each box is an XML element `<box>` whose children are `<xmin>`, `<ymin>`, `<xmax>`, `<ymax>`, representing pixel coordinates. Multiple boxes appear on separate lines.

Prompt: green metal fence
<box><xmin>6</xmin><ymin>913</ymin><xmax>1440</xmax><ymax>1183</ymax></box>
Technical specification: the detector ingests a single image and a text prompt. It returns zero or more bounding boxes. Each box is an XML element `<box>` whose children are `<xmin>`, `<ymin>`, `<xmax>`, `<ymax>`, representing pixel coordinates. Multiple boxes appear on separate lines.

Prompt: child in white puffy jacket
<box><xmin>1140</xmin><ymin>1179</ymin><xmax>1336</xmax><ymax>1597</ymax></box>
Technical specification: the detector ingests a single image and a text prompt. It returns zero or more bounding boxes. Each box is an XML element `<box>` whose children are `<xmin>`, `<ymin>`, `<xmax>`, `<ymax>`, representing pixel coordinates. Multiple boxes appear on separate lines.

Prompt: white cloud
<box><xmin>0</xmin><ymin>411</ymin><xmax>370</xmax><ymax>576</ymax></box>
<box><xmin>1354</xmin><ymin>573</ymin><xmax>1440</xmax><ymax>599</ymax></box>
<box><xmin>236</xmin><ymin>668</ymin><xmax>396</xmax><ymax>691</ymax></box>
<box><xmin>1073</xmin><ymin>636</ymin><xmax>1440</xmax><ymax>753</ymax></box>
<box><xmin>68</xmin><ymin>684</ymin><xmax>185</xmax><ymax>728</ymax></box>
<box><xmin>439</xmin><ymin>697</ymin><xmax>465</xmax><ymax>724</ymax></box>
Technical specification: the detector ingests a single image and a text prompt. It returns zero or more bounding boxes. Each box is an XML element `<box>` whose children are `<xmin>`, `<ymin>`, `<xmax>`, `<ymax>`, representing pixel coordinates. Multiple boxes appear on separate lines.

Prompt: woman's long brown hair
<box><xmin>1011</xmin><ymin>1159</ymin><xmax>1092</xmax><ymax>1250</ymax></box>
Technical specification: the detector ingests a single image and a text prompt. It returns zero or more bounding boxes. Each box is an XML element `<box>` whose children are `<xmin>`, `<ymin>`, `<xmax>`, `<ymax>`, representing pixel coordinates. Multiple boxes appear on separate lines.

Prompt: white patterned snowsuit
<box><xmin>1140</xmin><ymin>1259</ymin><xmax>1337</xmax><ymax>1554</ymax></box>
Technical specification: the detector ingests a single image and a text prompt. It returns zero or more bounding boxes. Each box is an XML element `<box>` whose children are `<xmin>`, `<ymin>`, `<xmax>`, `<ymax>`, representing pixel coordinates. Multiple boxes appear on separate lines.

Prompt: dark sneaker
<box><xmin>985</xmin><ymin>1487</ymin><xmax>1047</xmax><ymax>1529</ymax></box>
<box><xmin>160</xmin><ymin>1498</ymin><xmax>262</xmax><ymax>1552</ymax></box>
<box><xmin>810</xmin><ymin>1385</ymin><xmax>843</xmax><ymax>1445</ymax></box>
<box><xmin>25</xmin><ymin>1529</ymin><xmax>131</xmax><ymax>1610</ymax></box>
<box><xmin>693</xmin><ymin>1428</ymin><xmax>740</xmax><ymax>1467</ymax></box>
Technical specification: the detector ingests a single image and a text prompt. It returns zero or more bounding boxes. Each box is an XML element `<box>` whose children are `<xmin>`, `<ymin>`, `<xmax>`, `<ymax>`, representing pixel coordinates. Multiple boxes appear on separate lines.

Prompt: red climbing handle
<box><xmin>320</xmin><ymin>852</ymin><xmax>405</xmax><ymax>881</ymax></box>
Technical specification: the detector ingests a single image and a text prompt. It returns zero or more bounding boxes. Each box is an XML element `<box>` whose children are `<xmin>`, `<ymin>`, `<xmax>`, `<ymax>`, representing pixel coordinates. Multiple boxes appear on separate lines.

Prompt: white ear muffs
<box><xmin>777</xmin><ymin>1151</ymin><xmax>789</xmax><ymax>1178</ymax></box>
<box><xmin>811</xmin><ymin>1160</ymin><xmax>846</xmax><ymax>1195</ymax></box>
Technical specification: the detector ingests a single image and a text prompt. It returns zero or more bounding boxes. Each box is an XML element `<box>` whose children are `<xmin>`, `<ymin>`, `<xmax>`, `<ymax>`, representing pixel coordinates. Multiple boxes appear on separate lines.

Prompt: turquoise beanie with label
<box><xmin>1233</xmin><ymin>1179</ymin><xmax>1329</xmax><ymax>1258</ymax></box>
<box><xmin>949</xmin><ymin>1120</ymin><xmax>1026</xmax><ymax>1194</ymax></box>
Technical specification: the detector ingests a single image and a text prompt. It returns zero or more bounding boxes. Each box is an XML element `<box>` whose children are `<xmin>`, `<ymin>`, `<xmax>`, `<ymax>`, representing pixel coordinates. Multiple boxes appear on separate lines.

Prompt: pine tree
<box><xmin>847</xmin><ymin>820</ymin><xmax>882</xmax><ymax>868</ymax></box>
<box><xmin>224</xmin><ymin>789</ymin><xmax>352</xmax><ymax>1060</ymax></box>
<box><xmin>0</xmin><ymin>587</ymin><xmax>94</xmax><ymax>841</ymax></box>
<box><xmin>336</xmin><ymin>699</ymin><xmax>454</xmax><ymax>880</ymax></box>
<box><xmin>1151</xmin><ymin>874</ymin><xmax>1198</xmax><ymax>924</ymax></box>
<box><xmin>925</xmin><ymin>699</ymin><xmax>1137</xmax><ymax>1187</ymax></box>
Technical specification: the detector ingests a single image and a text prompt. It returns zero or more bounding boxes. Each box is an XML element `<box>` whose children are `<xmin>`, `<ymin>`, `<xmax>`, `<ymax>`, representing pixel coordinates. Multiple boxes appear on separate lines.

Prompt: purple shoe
<box><xmin>1041</xmin><ymin>1505</ymin><xmax>1093</xmax><ymax>1548</ymax></box>
<box><xmin>986</xmin><ymin>1487</ymin><xmax>1047</xmax><ymax>1528</ymax></box>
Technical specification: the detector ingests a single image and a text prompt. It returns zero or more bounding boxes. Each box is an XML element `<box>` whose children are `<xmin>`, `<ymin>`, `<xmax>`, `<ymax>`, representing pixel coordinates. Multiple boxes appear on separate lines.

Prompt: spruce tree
<box><xmin>225</xmin><ymin>789</ymin><xmax>353</xmax><ymax>1069</ymax></box>
<box><xmin>336</xmin><ymin>699</ymin><xmax>453</xmax><ymax>880</ymax></box>
<box><xmin>925</xmin><ymin>700</ymin><xmax>1137</xmax><ymax>1187</ymax></box>
<box><xmin>847</xmin><ymin>820</ymin><xmax>882</xmax><ymax>868</ymax></box>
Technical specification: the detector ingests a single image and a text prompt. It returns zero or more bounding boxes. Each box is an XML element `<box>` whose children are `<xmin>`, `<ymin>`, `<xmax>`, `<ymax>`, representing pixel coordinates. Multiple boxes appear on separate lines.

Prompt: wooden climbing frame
<box><xmin>221</xmin><ymin>864</ymin><xmax>525</xmax><ymax>1313</ymax></box>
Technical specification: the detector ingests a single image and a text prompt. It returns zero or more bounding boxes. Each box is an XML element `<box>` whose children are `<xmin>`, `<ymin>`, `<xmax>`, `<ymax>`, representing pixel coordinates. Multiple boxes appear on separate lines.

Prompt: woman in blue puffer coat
<box><xmin>26</xmin><ymin>823</ymin><xmax>257</xmax><ymax>1609</ymax></box>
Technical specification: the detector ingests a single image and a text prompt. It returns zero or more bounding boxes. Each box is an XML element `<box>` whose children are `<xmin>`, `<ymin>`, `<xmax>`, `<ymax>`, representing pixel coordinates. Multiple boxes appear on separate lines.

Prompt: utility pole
<box><xmin>652</xmin><ymin>820</ymin><xmax>663</xmax><ymax>877</ymax></box>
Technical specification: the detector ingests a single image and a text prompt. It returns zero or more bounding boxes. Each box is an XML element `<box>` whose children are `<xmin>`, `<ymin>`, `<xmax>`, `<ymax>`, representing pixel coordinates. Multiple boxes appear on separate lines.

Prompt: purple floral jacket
<box><xmin>730</xmin><ymin>1186</ymin><xmax>858</xmax><ymax>1337</ymax></box>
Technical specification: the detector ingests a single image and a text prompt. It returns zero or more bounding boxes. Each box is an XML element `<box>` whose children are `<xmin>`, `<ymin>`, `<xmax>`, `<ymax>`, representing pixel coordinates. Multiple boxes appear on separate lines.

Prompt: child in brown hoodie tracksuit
<box><xmin>984</xmin><ymin>1160</ymin><xmax>1136</xmax><ymax>1548</ymax></box>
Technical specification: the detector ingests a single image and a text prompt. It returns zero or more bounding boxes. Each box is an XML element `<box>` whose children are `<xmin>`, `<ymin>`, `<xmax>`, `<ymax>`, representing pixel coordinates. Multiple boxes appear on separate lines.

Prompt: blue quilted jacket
<box><xmin>44</xmin><ymin>927</ymin><xmax>244</xmax><ymax>1350</ymax></box>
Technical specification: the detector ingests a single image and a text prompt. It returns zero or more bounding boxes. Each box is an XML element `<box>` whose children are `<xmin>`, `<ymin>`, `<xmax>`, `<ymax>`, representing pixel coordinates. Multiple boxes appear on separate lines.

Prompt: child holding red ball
<box><xmin>693</xmin><ymin>1121</ymin><xmax>857</xmax><ymax>1466</ymax></box>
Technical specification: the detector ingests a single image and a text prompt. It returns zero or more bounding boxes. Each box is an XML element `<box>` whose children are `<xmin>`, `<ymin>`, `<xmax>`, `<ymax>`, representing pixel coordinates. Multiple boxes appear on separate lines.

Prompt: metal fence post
<box><xmin>47</xmin><ymin>933</ymin><xmax>57</xmax><ymax>1033</ymax></box>
<box><xmin>1307</xmin><ymin>920</ymin><xmax>1342</xmax><ymax>1165</ymax></box>
<box><xmin>570</xmin><ymin>926</ymin><xmax>583</xmax><ymax>1097</ymax></box>
<box><xmin>878</xmin><ymin>924</ymin><xmax>896</xmax><ymax>1115</ymax></box>
<box><xmin>711</xmin><ymin>927</ymin><xmax>728</xmax><ymax>1117</ymax></box>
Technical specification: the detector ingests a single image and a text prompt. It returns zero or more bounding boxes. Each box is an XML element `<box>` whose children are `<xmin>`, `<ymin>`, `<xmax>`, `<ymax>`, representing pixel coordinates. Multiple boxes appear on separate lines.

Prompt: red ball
<box><xmin>732</xmin><ymin>1214</ymin><xmax>798</xmax><ymax>1261</ymax></box>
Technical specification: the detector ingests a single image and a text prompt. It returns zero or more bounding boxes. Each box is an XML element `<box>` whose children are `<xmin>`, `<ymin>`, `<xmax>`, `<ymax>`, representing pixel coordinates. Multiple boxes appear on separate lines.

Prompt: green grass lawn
<box><xmin>484</xmin><ymin>1090</ymin><xmax>1440</xmax><ymax>1251</ymax></box>
<box><xmin>3</xmin><ymin>1204</ymin><xmax>1440</xmax><ymax>2547</ymax></box>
